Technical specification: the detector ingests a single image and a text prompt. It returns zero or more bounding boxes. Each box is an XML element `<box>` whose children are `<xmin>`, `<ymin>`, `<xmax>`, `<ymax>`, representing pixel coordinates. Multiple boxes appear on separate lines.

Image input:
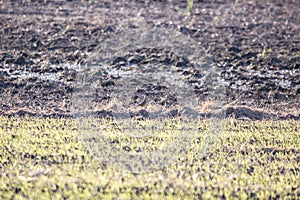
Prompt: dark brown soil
<box><xmin>0</xmin><ymin>0</ymin><xmax>299</xmax><ymax>120</ymax></box>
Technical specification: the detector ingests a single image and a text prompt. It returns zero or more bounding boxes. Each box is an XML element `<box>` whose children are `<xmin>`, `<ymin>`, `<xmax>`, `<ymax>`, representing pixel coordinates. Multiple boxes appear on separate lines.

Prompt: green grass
<box><xmin>187</xmin><ymin>0</ymin><xmax>194</xmax><ymax>15</ymax></box>
<box><xmin>0</xmin><ymin>116</ymin><xmax>299</xmax><ymax>199</ymax></box>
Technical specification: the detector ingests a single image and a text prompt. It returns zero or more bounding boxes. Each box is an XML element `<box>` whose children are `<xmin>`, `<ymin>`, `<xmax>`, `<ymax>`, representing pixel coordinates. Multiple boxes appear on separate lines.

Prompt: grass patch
<box><xmin>0</xmin><ymin>116</ymin><xmax>299</xmax><ymax>199</ymax></box>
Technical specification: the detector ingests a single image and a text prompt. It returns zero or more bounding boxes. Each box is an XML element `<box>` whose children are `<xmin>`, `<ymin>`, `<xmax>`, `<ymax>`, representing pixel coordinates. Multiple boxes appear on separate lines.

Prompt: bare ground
<box><xmin>0</xmin><ymin>0</ymin><xmax>299</xmax><ymax>120</ymax></box>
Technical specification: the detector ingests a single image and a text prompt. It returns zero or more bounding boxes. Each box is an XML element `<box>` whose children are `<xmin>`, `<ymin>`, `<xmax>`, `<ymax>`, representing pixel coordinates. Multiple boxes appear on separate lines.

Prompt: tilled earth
<box><xmin>0</xmin><ymin>0</ymin><xmax>299</xmax><ymax>120</ymax></box>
